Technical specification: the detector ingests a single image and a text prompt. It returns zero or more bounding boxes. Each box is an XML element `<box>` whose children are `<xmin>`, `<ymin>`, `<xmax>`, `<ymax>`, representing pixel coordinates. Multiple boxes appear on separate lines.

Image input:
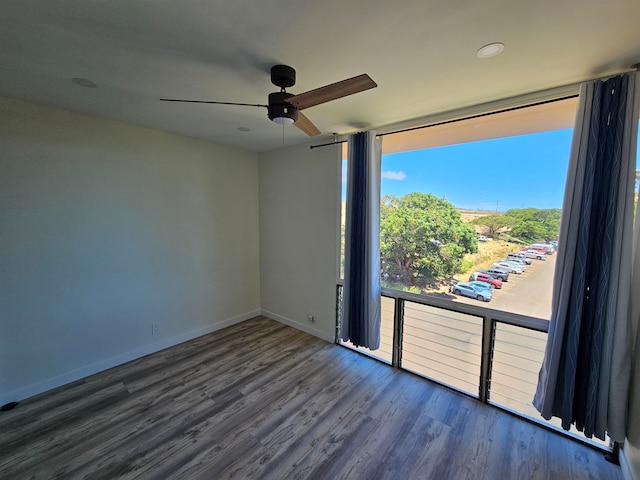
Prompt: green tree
<box><xmin>380</xmin><ymin>193</ymin><xmax>477</xmax><ymax>283</ymax></box>
<box><xmin>470</xmin><ymin>214</ymin><xmax>515</xmax><ymax>238</ymax></box>
<box><xmin>503</xmin><ymin>208</ymin><xmax>561</xmax><ymax>242</ymax></box>
<box><xmin>509</xmin><ymin>219</ymin><xmax>547</xmax><ymax>241</ymax></box>
<box><xmin>634</xmin><ymin>170</ymin><xmax>639</xmax><ymax>211</ymax></box>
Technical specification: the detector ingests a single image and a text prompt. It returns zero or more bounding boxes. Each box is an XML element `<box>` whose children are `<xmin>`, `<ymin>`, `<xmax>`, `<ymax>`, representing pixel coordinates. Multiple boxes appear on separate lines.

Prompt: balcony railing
<box><xmin>336</xmin><ymin>284</ymin><xmax>610</xmax><ymax>450</ymax></box>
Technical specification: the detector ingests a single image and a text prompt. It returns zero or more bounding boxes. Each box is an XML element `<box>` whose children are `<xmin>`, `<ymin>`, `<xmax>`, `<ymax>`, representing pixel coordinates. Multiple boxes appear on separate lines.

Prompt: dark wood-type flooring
<box><xmin>0</xmin><ymin>316</ymin><xmax>623</xmax><ymax>479</ymax></box>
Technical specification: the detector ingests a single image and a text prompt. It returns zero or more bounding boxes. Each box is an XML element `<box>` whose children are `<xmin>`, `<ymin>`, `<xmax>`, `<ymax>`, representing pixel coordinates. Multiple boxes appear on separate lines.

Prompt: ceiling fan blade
<box><xmin>285</xmin><ymin>74</ymin><xmax>377</xmax><ymax>110</ymax></box>
<box><xmin>160</xmin><ymin>99</ymin><xmax>268</xmax><ymax>108</ymax></box>
<box><xmin>294</xmin><ymin>111</ymin><xmax>321</xmax><ymax>136</ymax></box>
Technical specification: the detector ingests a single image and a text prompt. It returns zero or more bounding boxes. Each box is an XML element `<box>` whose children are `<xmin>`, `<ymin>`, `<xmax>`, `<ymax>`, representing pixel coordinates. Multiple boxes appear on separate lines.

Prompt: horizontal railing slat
<box><xmin>380</xmin><ymin>287</ymin><xmax>549</xmax><ymax>333</ymax></box>
<box><xmin>403</xmin><ymin>323</ymin><xmax>483</xmax><ymax>349</ymax></box>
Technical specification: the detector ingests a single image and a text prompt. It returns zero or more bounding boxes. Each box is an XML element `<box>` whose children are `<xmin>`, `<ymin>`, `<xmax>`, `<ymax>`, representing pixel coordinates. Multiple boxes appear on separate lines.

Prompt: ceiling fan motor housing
<box><xmin>271</xmin><ymin>64</ymin><xmax>296</xmax><ymax>88</ymax></box>
<box><xmin>268</xmin><ymin>91</ymin><xmax>298</xmax><ymax>123</ymax></box>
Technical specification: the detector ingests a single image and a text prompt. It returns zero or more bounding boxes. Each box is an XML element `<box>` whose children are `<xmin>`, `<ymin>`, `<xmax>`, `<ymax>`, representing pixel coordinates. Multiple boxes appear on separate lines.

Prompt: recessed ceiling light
<box><xmin>72</xmin><ymin>77</ymin><xmax>97</xmax><ymax>88</ymax></box>
<box><xmin>237</xmin><ymin>127</ymin><xmax>251</xmax><ymax>132</ymax></box>
<box><xmin>476</xmin><ymin>43</ymin><xmax>505</xmax><ymax>58</ymax></box>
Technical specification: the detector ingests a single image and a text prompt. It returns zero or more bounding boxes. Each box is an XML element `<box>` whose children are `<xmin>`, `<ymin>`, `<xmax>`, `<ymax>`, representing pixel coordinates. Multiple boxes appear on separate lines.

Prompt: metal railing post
<box><xmin>392</xmin><ymin>297</ymin><xmax>404</xmax><ymax>368</ymax></box>
<box><xmin>335</xmin><ymin>284</ymin><xmax>343</xmax><ymax>343</ymax></box>
<box><xmin>479</xmin><ymin>316</ymin><xmax>495</xmax><ymax>403</ymax></box>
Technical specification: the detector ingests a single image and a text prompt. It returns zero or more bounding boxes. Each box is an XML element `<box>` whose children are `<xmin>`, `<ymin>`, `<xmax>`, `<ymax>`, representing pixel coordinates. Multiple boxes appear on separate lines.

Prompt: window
<box><xmin>341</xmin><ymin>97</ymin><xmax>578</xmax><ymax>320</ymax></box>
<box><xmin>380</xmin><ymin>104</ymin><xmax>579</xmax><ymax>320</ymax></box>
<box><xmin>338</xmin><ymin>100</ymin><xmax>638</xmax><ymax>450</ymax></box>
<box><xmin>338</xmin><ymin>96</ymin><xmax>617</xmax><ymax>448</ymax></box>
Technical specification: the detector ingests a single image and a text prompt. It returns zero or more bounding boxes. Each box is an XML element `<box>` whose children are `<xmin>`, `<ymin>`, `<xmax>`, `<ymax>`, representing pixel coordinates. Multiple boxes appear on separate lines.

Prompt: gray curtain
<box><xmin>341</xmin><ymin>131</ymin><xmax>382</xmax><ymax>349</ymax></box>
<box><xmin>533</xmin><ymin>72</ymin><xmax>640</xmax><ymax>442</ymax></box>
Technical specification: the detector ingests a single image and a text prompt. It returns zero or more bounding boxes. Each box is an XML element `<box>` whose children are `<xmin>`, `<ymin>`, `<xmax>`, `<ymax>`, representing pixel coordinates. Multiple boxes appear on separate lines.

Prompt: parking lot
<box><xmin>452</xmin><ymin>254</ymin><xmax>556</xmax><ymax>320</ymax></box>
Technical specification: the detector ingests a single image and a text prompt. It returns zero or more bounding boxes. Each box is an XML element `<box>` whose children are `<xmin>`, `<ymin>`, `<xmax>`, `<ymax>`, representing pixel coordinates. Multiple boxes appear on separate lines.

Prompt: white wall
<box><xmin>0</xmin><ymin>98</ymin><xmax>261</xmax><ymax>404</ymax></box>
<box><xmin>259</xmin><ymin>141</ymin><xmax>341</xmax><ymax>342</ymax></box>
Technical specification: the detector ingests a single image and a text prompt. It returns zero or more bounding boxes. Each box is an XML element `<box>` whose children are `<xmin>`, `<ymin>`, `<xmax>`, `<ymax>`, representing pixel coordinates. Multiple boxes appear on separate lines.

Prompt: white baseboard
<box><xmin>621</xmin><ymin>441</ymin><xmax>638</xmax><ymax>480</ymax></box>
<box><xmin>261</xmin><ymin>309</ymin><xmax>334</xmax><ymax>343</ymax></box>
<box><xmin>0</xmin><ymin>310</ymin><xmax>261</xmax><ymax>406</ymax></box>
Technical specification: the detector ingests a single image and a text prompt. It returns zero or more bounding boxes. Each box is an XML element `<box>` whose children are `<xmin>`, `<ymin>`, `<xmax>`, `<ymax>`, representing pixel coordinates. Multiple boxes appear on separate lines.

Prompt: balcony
<box><xmin>336</xmin><ymin>284</ymin><xmax>610</xmax><ymax>449</ymax></box>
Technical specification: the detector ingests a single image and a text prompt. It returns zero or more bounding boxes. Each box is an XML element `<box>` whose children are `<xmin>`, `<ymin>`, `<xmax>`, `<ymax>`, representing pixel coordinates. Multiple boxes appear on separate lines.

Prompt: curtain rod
<box><xmin>309</xmin><ymin>93</ymin><xmax>579</xmax><ymax>150</ymax></box>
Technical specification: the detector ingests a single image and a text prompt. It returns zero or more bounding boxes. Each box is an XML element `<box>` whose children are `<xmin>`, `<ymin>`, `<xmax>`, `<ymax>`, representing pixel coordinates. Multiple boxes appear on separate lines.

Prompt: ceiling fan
<box><xmin>160</xmin><ymin>64</ymin><xmax>377</xmax><ymax>136</ymax></box>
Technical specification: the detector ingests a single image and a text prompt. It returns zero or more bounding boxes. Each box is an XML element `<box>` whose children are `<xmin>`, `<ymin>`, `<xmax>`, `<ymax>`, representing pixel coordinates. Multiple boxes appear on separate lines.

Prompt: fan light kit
<box><xmin>160</xmin><ymin>64</ymin><xmax>377</xmax><ymax>136</ymax></box>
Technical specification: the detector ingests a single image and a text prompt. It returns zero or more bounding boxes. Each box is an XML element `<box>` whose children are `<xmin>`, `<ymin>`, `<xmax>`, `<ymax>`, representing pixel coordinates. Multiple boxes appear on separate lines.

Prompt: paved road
<box><xmin>453</xmin><ymin>254</ymin><xmax>556</xmax><ymax>319</ymax></box>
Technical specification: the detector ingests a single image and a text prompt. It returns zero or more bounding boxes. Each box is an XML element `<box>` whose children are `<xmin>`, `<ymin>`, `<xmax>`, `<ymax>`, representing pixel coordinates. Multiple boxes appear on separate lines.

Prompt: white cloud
<box><xmin>381</xmin><ymin>170</ymin><xmax>407</xmax><ymax>181</ymax></box>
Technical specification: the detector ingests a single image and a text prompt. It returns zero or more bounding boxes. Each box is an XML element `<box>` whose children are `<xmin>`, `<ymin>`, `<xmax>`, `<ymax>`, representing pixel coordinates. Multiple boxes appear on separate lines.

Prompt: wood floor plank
<box><xmin>253</xmin><ymin>375</ymin><xmax>398</xmax><ymax>480</ymax></box>
<box><xmin>0</xmin><ymin>316</ymin><xmax>623</xmax><ymax>480</ymax></box>
<box><xmin>306</xmin><ymin>374</ymin><xmax>433</xmax><ymax>480</ymax></box>
<box><xmin>97</xmin><ymin>337</ymin><xmax>331</xmax><ymax>480</ymax></box>
<box><xmin>387</xmin><ymin>409</ymin><xmax>452</xmax><ymax>479</ymax></box>
<box><xmin>218</xmin><ymin>352</ymin><xmax>390</xmax><ymax>479</ymax></box>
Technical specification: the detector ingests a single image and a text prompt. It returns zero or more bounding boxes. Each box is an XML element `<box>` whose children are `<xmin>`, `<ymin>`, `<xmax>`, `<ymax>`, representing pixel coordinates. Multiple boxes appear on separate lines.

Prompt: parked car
<box><xmin>450</xmin><ymin>282</ymin><xmax>493</xmax><ymax>302</ymax></box>
<box><xmin>505</xmin><ymin>260</ymin><xmax>526</xmax><ymax>271</ymax></box>
<box><xmin>469</xmin><ymin>271</ymin><xmax>503</xmax><ymax>289</ymax></box>
<box><xmin>522</xmin><ymin>245</ymin><xmax>545</xmax><ymax>253</ymax></box>
<box><xmin>479</xmin><ymin>268</ymin><xmax>510</xmax><ymax>282</ymax></box>
<box><xmin>477</xmin><ymin>235</ymin><xmax>488</xmax><ymax>242</ymax></box>
<box><xmin>522</xmin><ymin>249</ymin><xmax>547</xmax><ymax>260</ymax></box>
<box><xmin>501</xmin><ymin>258</ymin><xmax>527</xmax><ymax>271</ymax></box>
<box><xmin>468</xmin><ymin>280</ymin><xmax>494</xmax><ymax>291</ymax></box>
<box><xmin>507</xmin><ymin>252</ymin><xmax>532</xmax><ymax>264</ymax></box>
<box><xmin>530</xmin><ymin>243</ymin><xmax>554</xmax><ymax>254</ymax></box>
<box><xmin>494</xmin><ymin>261</ymin><xmax>523</xmax><ymax>274</ymax></box>
<box><xmin>503</xmin><ymin>260</ymin><xmax>527</xmax><ymax>272</ymax></box>
<box><xmin>525</xmin><ymin>246</ymin><xmax>548</xmax><ymax>255</ymax></box>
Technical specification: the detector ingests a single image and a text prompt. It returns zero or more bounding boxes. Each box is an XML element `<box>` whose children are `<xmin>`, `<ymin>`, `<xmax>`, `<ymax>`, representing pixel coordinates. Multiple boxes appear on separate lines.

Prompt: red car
<box><xmin>469</xmin><ymin>272</ymin><xmax>503</xmax><ymax>289</ymax></box>
<box><xmin>522</xmin><ymin>245</ymin><xmax>548</xmax><ymax>254</ymax></box>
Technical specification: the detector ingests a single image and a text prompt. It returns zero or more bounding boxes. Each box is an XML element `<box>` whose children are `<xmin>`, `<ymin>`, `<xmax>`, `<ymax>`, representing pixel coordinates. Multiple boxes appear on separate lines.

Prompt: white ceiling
<box><xmin>1</xmin><ymin>0</ymin><xmax>639</xmax><ymax>153</ymax></box>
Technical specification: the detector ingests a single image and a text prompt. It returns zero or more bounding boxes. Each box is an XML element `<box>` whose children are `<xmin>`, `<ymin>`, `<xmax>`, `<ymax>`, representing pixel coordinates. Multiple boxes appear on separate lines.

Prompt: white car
<box><xmin>523</xmin><ymin>249</ymin><xmax>547</xmax><ymax>260</ymax></box>
<box><xmin>530</xmin><ymin>243</ymin><xmax>554</xmax><ymax>254</ymax></box>
<box><xmin>507</xmin><ymin>253</ymin><xmax>532</xmax><ymax>265</ymax></box>
<box><xmin>501</xmin><ymin>258</ymin><xmax>527</xmax><ymax>271</ymax></box>
<box><xmin>494</xmin><ymin>261</ymin><xmax>523</xmax><ymax>274</ymax></box>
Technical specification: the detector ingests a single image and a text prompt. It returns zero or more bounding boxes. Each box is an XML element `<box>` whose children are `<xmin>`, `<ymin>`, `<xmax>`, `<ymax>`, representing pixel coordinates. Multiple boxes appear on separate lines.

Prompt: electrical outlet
<box><xmin>152</xmin><ymin>323</ymin><xmax>160</xmax><ymax>336</ymax></box>
<box><xmin>307</xmin><ymin>310</ymin><xmax>315</xmax><ymax>324</ymax></box>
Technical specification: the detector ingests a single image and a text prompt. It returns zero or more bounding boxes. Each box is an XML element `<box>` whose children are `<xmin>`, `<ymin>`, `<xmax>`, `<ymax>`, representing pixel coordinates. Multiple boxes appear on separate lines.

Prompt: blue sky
<box><xmin>379</xmin><ymin>128</ymin><xmax>574</xmax><ymax>211</ymax></box>
<box><xmin>342</xmin><ymin>125</ymin><xmax>640</xmax><ymax>211</ymax></box>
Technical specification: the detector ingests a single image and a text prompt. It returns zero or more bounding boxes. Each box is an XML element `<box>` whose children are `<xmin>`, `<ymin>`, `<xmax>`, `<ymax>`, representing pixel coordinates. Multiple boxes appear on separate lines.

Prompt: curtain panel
<box><xmin>341</xmin><ymin>131</ymin><xmax>382</xmax><ymax>349</ymax></box>
<box><xmin>534</xmin><ymin>72</ymin><xmax>640</xmax><ymax>442</ymax></box>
